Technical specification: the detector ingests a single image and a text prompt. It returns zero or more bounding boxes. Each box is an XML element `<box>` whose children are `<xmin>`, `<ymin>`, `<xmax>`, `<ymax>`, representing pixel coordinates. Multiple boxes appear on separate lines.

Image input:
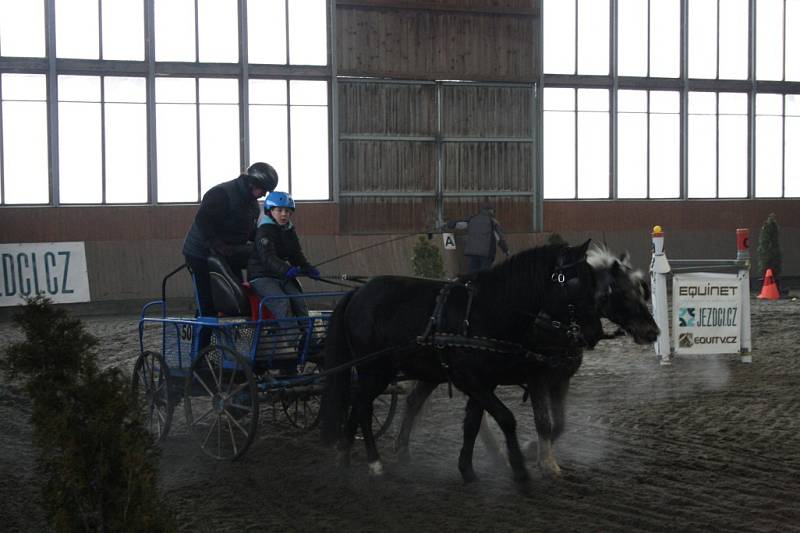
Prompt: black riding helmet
<box><xmin>246</xmin><ymin>162</ymin><xmax>279</xmax><ymax>192</ymax></box>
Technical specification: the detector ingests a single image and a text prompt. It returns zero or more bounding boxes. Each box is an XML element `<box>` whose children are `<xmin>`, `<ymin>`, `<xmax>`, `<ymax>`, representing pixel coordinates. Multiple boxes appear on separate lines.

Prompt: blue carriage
<box><xmin>131</xmin><ymin>258</ymin><xmax>397</xmax><ymax>460</ymax></box>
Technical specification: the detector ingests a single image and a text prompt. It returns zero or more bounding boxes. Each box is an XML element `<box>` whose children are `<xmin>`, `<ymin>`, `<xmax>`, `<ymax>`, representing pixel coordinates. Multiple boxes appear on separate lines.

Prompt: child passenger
<box><xmin>246</xmin><ymin>191</ymin><xmax>320</xmax><ymax>321</ymax></box>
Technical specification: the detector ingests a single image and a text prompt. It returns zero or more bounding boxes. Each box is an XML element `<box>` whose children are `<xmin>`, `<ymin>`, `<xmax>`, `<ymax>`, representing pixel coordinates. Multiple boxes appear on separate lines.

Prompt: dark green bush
<box><xmin>411</xmin><ymin>235</ymin><xmax>446</xmax><ymax>279</ymax></box>
<box><xmin>4</xmin><ymin>296</ymin><xmax>175</xmax><ymax>532</ymax></box>
<box><xmin>757</xmin><ymin>213</ymin><xmax>782</xmax><ymax>279</ymax></box>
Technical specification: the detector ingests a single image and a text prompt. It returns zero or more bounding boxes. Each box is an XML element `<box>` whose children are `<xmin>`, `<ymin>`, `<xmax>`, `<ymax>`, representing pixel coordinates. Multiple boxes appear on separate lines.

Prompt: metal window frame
<box><xmin>541</xmin><ymin>0</ymin><xmax>800</xmax><ymax>201</ymax></box>
<box><xmin>0</xmin><ymin>0</ymin><xmax>334</xmax><ymax>207</ymax></box>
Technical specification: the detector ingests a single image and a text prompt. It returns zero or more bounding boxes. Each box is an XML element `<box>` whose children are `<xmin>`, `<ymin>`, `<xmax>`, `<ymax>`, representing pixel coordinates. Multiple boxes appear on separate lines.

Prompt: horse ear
<box><xmin>577</xmin><ymin>239</ymin><xmax>592</xmax><ymax>255</ymax></box>
<box><xmin>619</xmin><ymin>250</ymin><xmax>632</xmax><ymax>267</ymax></box>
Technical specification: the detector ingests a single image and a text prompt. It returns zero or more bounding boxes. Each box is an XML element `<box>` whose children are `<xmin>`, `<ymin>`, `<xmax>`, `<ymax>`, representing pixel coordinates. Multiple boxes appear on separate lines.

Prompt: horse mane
<box><xmin>459</xmin><ymin>243</ymin><xmax>569</xmax><ymax>308</ymax></box>
<box><xmin>586</xmin><ymin>243</ymin><xmax>646</xmax><ymax>283</ymax></box>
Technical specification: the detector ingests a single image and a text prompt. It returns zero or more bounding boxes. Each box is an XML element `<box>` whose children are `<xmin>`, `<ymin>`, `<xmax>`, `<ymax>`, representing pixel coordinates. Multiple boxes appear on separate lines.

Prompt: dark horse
<box><xmin>320</xmin><ymin>241</ymin><xmax>604</xmax><ymax>483</ymax></box>
<box><xmin>392</xmin><ymin>245</ymin><xmax>660</xmax><ymax>479</ymax></box>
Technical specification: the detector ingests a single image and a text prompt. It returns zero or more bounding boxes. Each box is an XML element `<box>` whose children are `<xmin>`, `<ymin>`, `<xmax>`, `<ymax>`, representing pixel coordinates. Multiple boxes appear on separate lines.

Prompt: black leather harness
<box><xmin>415</xmin><ymin>256</ymin><xmax>589</xmax><ymax>396</ymax></box>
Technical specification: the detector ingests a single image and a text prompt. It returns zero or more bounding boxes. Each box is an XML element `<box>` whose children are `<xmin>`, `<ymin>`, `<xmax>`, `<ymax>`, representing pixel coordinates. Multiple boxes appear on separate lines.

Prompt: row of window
<box><xmin>0</xmin><ymin>0</ymin><xmax>327</xmax><ymax>65</ymax></box>
<box><xmin>0</xmin><ymin>73</ymin><xmax>329</xmax><ymax>205</ymax></box>
<box><xmin>544</xmin><ymin>88</ymin><xmax>800</xmax><ymax>199</ymax></box>
<box><xmin>544</xmin><ymin>0</ymin><xmax>800</xmax><ymax>81</ymax></box>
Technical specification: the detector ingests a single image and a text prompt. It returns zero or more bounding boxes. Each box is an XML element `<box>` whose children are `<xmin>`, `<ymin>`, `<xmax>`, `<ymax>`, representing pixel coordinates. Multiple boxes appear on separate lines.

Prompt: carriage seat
<box><xmin>208</xmin><ymin>254</ymin><xmax>251</xmax><ymax>317</ymax></box>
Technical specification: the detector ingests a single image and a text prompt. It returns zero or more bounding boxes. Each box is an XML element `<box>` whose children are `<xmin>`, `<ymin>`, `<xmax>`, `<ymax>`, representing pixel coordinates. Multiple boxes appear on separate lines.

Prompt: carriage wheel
<box><xmin>184</xmin><ymin>344</ymin><xmax>259</xmax><ymax>461</ymax></box>
<box><xmin>131</xmin><ymin>350</ymin><xmax>174</xmax><ymax>442</ymax></box>
<box><xmin>280</xmin><ymin>360</ymin><xmax>323</xmax><ymax>430</ymax></box>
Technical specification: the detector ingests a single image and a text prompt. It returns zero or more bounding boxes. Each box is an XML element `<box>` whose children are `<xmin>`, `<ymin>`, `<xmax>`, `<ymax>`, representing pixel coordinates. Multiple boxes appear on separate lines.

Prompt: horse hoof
<box><xmin>368</xmin><ymin>461</ymin><xmax>384</xmax><ymax>476</ymax></box>
<box><xmin>539</xmin><ymin>461</ymin><xmax>562</xmax><ymax>479</ymax></box>
<box><xmin>460</xmin><ymin>467</ymin><xmax>479</xmax><ymax>483</ymax></box>
<box><xmin>513</xmin><ymin>468</ymin><xmax>530</xmax><ymax>484</ymax></box>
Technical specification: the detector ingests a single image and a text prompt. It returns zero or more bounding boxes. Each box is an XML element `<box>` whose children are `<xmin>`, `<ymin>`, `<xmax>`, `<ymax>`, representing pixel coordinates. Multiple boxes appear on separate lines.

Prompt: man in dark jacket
<box><xmin>247</xmin><ymin>191</ymin><xmax>320</xmax><ymax>320</ymax></box>
<box><xmin>447</xmin><ymin>203</ymin><xmax>510</xmax><ymax>272</ymax></box>
<box><xmin>183</xmin><ymin>162</ymin><xmax>278</xmax><ymax>318</ymax></box>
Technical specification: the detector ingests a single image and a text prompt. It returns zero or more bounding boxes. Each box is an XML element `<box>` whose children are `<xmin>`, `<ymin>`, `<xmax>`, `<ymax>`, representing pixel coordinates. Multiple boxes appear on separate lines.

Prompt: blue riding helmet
<box><xmin>264</xmin><ymin>191</ymin><xmax>295</xmax><ymax>213</ymax></box>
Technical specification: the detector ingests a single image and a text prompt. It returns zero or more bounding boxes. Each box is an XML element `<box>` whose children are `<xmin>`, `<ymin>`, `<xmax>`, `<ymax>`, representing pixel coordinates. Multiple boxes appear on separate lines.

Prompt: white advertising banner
<box><xmin>672</xmin><ymin>272</ymin><xmax>741</xmax><ymax>354</ymax></box>
<box><xmin>0</xmin><ymin>242</ymin><xmax>91</xmax><ymax>307</ymax></box>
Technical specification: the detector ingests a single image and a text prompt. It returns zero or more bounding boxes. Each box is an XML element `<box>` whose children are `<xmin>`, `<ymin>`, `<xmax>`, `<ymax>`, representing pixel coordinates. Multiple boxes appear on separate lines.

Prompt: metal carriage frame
<box><xmin>131</xmin><ymin>265</ymin><xmax>398</xmax><ymax>460</ymax></box>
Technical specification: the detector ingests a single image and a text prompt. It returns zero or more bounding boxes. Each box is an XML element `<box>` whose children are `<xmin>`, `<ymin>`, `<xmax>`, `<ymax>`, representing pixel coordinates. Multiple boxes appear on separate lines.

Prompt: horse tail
<box><xmin>320</xmin><ymin>289</ymin><xmax>356</xmax><ymax>446</ymax></box>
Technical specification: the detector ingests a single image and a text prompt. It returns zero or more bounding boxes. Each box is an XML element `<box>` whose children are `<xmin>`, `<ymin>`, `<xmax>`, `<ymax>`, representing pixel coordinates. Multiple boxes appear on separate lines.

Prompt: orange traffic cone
<box><xmin>757</xmin><ymin>268</ymin><xmax>780</xmax><ymax>300</ymax></box>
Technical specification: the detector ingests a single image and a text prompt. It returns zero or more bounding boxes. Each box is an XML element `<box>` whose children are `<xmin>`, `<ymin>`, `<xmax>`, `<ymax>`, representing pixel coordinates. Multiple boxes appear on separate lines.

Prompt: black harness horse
<box><xmin>392</xmin><ymin>245</ymin><xmax>660</xmax><ymax>480</ymax></box>
<box><xmin>320</xmin><ymin>242</ymin><xmax>602</xmax><ymax>484</ymax></box>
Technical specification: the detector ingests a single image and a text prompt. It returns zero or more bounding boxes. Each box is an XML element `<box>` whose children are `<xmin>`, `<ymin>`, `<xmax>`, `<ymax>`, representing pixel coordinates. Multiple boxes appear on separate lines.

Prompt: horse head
<box><xmin>587</xmin><ymin>246</ymin><xmax>660</xmax><ymax>344</ymax></box>
<box><xmin>537</xmin><ymin>240</ymin><xmax>605</xmax><ymax>349</ymax></box>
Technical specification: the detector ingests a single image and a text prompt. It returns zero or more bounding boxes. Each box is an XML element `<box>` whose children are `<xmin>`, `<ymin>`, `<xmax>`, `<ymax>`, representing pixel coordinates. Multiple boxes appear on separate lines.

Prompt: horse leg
<box><xmin>336</xmin><ymin>405</ymin><xmax>360</xmax><ymax>468</ymax></box>
<box><xmin>550</xmin><ymin>377</ymin><xmax>571</xmax><ymax>442</ymax></box>
<box><xmin>529</xmin><ymin>373</ymin><xmax>561</xmax><ymax>478</ymax></box>
<box><xmin>459</xmin><ymin>379</ymin><xmax>528</xmax><ymax>484</ymax></box>
<box><xmin>394</xmin><ymin>380</ymin><xmax>438</xmax><ymax>462</ymax></box>
<box><xmin>353</xmin><ymin>372</ymin><xmax>392</xmax><ymax>476</ymax></box>
<box><xmin>457</xmin><ymin>396</ymin><xmax>485</xmax><ymax>483</ymax></box>
<box><xmin>477</xmin><ymin>412</ymin><xmax>505</xmax><ymax>465</ymax></box>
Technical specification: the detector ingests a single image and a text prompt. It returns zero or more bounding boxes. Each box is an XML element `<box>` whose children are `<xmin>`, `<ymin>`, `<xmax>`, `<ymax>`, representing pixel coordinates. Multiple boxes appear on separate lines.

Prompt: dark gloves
<box><xmin>304</xmin><ymin>267</ymin><xmax>321</xmax><ymax>280</ymax></box>
<box><xmin>285</xmin><ymin>266</ymin><xmax>301</xmax><ymax>279</ymax></box>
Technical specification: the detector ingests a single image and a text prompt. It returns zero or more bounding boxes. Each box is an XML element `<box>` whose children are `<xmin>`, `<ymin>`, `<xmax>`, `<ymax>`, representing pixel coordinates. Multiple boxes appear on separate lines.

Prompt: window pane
<box><xmin>250</xmin><ymin>79</ymin><xmax>287</xmax><ymax>105</ymax></box>
<box><xmin>650</xmin><ymin>113</ymin><xmax>679</xmax><ymax>198</ymax></box>
<box><xmin>156</xmin><ymin>78</ymin><xmax>197</xmax><ymax>202</ymax></box>
<box><xmin>0</xmin><ymin>0</ymin><xmax>45</xmax><ymax>57</ymax></box>
<box><xmin>1</xmin><ymin>74</ymin><xmax>48</xmax><ymax>204</ymax></box>
<box><xmin>718</xmin><ymin>96</ymin><xmax>748</xmax><ymax>198</ymax></box>
<box><xmin>198</xmin><ymin>0</ymin><xmax>238</xmax><ymax>63</ymax></box>
<box><xmin>577</xmin><ymin>0</ymin><xmax>609</xmax><ymax>75</ymax></box>
<box><xmin>543</xmin><ymin>87</ymin><xmax>575</xmax><ymax>111</ymax></box>
<box><xmin>247</xmin><ymin>0</ymin><xmax>286</xmax><ymax>64</ymax></box>
<box><xmin>56</xmin><ymin>0</ymin><xmax>99</xmax><ymax>59</ymax></box>
<box><xmin>650</xmin><ymin>90</ymin><xmax>679</xmax><ymax>113</ymax></box>
<box><xmin>756</xmin><ymin>0</ymin><xmax>784</xmax><ymax>80</ymax></box>
<box><xmin>59</xmin><ymin>104</ymin><xmax>102</xmax><ymax>203</ymax></box>
<box><xmin>617</xmin><ymin>112</ymin><xmax>647</xmax><ymax>198</ymax></box>
<box><xmin>544</xmin><ymin>89</ymin><xmax>575</xmax><ymax>198</ymax></box>
<box><xmin>291</xmin><ymin>80</ymin><xmax>327</xmax><ymax>106</ymax></box>
<box><xmin>291</xmin><ymin>106</ymin><xmax>328</xmax><ymax>199</ymax></box>
<box><xmin>688</xmin><ymin>92</ymin><xmax>717</xmax><ymax>198</ymax></box>
<box><xmin>618</xmin><ymin>0</ymin><xmax>647</xmax><ymax>76</ymax></box>
<box><xmin>755</xmin><ymin>95</ymin><xmax>783</xmax><ymax>196</ymax></box>
<box><xmin>101</xmin><ymin>0</ymin><xmax>143</xmax><ymax>60</ymax></box>
<box><xmin>199</xmin><ymin>79</ymin><xmax>239</xmax><ymax>193</ymax></box>
<box><xmin>249</xmin><ymin>105</ymin><xmax>288</xmax><ymax>188</ymax></box>
<box><xmin>689</xmin><ymin>0</ymin><xmax>717</xmax><ymax>79</ymax></box>
<box><xmin>650</xmin><ymin>0</ymin><xmax>679</xmax><ymax>77</ymax></box>
<box><xmin>577</xmin><ymin>111</ymin><xmax>608</xmax><ymax>198</ymax></box>
<box><xmin>59</xmin><ymin>75</ymin><xmax>101</xmax><ymax>102</ymax></box>
<box><xmin>544</xmin><ymin>0</ymin><xmax>576</xmax><ymax>74</ymax></box>
<box><xmin>719</xmin><ymin>0</ymin><xmax>748</xmax><ymax>79</ymax></box>
<box><xmin>289</xmin><ymin>0</ymin><xmax>327</xmax><ymax>66</ymax></box>
<box><xmin>104</xmin><ymin>77</ymin><xmax>147</xmax><ymax>203</ymax></box>
<box><xmin>155</xmin><ymin>0</ymin><xmax>196</xmax><ymax>62</ymax></box>
<box><xmin>787</xmin><ymin>0</ymin><xmax>800</xmax><ymax>81</ymax></box>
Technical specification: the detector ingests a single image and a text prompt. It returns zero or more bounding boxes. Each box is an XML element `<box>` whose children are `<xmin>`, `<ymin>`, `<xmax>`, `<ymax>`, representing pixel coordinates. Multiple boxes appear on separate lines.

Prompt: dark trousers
<box><xmin>467</xmin><ymin>255</ymin><xmax>492</xmax><ymax>273</ymax></box>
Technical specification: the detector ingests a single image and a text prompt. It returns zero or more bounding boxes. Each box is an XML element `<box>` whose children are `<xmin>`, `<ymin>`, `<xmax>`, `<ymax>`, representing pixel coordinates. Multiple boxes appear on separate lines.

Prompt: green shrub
<box><xmin>757</xmin><ymin>213</ymin><xmax>782</xmax><ymax>279</ymax></box>
<box><xmin>411</xmin><ymin>235</ymin><xmax>446</xmax><ymax>279</ymax></box>
<box><xmin>4</xmin><ymin>296</ymin><xmax>175</xmax><ymax>532</ymax></box>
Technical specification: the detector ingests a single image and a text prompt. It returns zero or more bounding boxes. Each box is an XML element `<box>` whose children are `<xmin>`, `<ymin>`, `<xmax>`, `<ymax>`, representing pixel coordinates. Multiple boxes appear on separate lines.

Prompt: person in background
<box><xmin>182</xmin><ymin>162</ymin><xmax>278</xmax><ymax>318</ymax></box>
<box><xmin>247</xmin><ymin>191</ymin><xmax>320</xmax><ymax>321</ymax></box>
<box><xmin>446</xmin><ymin>202</ymin><xmax>511</xmax><ymax>272</ymax></box>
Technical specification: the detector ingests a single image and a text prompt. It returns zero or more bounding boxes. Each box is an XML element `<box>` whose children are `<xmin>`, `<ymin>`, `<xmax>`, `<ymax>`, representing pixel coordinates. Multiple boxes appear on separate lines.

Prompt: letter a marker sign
<box><xmin>442</xmin><ymin>233</ymin><xmax>457</xmax><ymax>250</ymax></box>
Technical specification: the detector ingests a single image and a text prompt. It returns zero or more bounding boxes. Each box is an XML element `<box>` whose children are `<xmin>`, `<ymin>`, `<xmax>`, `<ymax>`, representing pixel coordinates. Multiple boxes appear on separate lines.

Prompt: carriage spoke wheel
<box><xmin>131</xmin><ymin>350</ymin><xmax>174</xmax><ymax>442</ymax></box>
<box><xmin>281</xmin><ymin>360</ymin><xmax>323</xmax><ymax>430</ymax></box>
<box><xmin>184</xmin><ymin>344</ymin><xmax>259</xmax><ymax>461</ymax></box>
